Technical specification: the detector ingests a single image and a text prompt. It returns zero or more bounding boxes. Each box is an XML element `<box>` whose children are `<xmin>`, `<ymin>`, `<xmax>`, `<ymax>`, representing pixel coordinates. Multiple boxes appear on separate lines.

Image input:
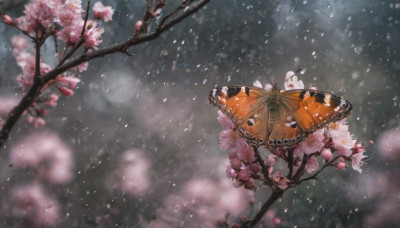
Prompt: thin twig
<box><xmin>298</xmin><ymin>156</ymin><xmax>342</xmax><ymax>183</ymax></box>
<box><xmin>286</xmin><ymin>148</ymin><xmax>293</xmax><ymax>178</ymax></box>
<box><xmin>252</xmin><ymin>145</ymin><xmax>274</xmax><ymax>186</ymax></box>
<box><xmin>242</xmin><ymin>189</ymin><xmax>284</xmax><ymax>228</ymax></box>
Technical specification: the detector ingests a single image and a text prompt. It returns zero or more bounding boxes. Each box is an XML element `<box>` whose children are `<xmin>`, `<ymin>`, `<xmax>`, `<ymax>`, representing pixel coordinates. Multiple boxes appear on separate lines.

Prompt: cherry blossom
<box><xmin>10</xmin><ymin>132</ymin><xmax>74</xmax><ymax>184</ymax></box>
<box><xmin>93</xmin><ymin>2</ymin><xmax>114</xmax><ymax>22</ymax></box>
<box><xmin>10</xmin><ymin>183</ymin><xmax>60</xmax><ymax>227</ymax></box>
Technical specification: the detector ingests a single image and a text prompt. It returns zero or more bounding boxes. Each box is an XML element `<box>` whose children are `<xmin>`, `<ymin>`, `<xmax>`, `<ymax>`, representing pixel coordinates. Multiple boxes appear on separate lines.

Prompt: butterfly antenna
<box><xmin>256</xmin><ymin>62</ymin><xmax>274</xmax><ymax>85</ymax></box>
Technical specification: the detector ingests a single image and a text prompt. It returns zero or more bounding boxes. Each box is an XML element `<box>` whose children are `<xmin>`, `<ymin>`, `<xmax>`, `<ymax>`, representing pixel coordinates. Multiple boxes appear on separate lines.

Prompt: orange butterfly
<box><xmin>209</xmin><ymin>85</ymin><xmax>352</xmax><ymax>148</ymax></box>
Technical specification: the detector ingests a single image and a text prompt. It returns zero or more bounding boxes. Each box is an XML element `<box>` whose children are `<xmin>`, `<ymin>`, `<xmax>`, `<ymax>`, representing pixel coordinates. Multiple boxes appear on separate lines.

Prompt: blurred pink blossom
<box><xmin>377</xmin><ymin>127</ymin><xmax>400</xmax><ymax>161</ymax></box>
<box><xmin>0</xmin><ymin>96</ymin><xmax>18</xmax><ymax>114</ymax></box>
<box><xmin>10</xmin><ymin>183</ymin><xmax>60</xmax><ymax>228</ymax></box>
<box><xmin>110</xmin><ymin>149</ymin><xmax>151</xmax><ymax>197</ymax></box>
<box><xmin>144</xmin><ymin>176</ymin><xmax>248</xmax><ymax>228</ymax></box>
<box><xmin>305</xmin><ymin>155</ymin><xmax>319</xmax><ymax>174</ymax></box>
<box><xmin>93</xmin><ymin>2</ymin><xmax>114</xmax><ymax>22</ymax></box>
<box><xmin>11</xmin><ymin>36</ymin><xmax>32</xmax><ymax>55</ymax></box>
<box><xmin>10</xmin><ymin>132</ymin><xmax>74</xmax><ymax>184</ymax></box>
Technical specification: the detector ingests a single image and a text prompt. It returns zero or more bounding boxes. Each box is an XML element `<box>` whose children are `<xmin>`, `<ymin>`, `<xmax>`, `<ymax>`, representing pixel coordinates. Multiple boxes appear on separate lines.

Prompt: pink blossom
<box><xmin>11</xmin><ymin>36</ymin><xmax>32</xmax><ymax>55</ymax></box>
<box><xmin>2</xmin><ymin>14</ymin><xmax>15</xmax><ymax>25</ymax></box>
<box><xmin>135</xmin><ymin>20</ymin><xmax>143</xmax><ymax>33</ymax></box>
<box><xmin>217</xmin><ymin>110</ymin><xmax>235</xmax><ymax>129</ymax></box>
<box><xmin>0</xmin><ymin>96</ymin><xmax>18</xmax><ymax>114</ymax></box>
<box><xmin>351</xmin><ymin>151</ymin><xmax>367</xmax><ymax>173</ymax></box>
<box><xmin>56</xmin><ymin>0</ymin><xmax>84</xmax><ymax>27</ymax></box>
<box><xmin>73</xmin><ymin>61</ymin><xmax>89</xmax><ymax>72</ymax></box>
<box><xmin>20</xmin><ymin>0</ymin><xmax>58</xmax><ymax>34</ymax></box>
<box><xmin>27</xmin><ymin>116</ymin><xmax>46</xmax><ymax>127</ymax></box>
<box><xmin>295</xmin><ymin>129</ymin><xmax>326</xmax><ymax>155</ymax></box>
<box><xmin>253</xmin><ymin>80</ymin><xmax>263</xmax><ymax>88</ymax></box>
<box><xmin>15</xmin><ymin>54</ymin><xmax>52</xmax><ymax>90</ymax></box>
<box><xmin>305</xmin><ymin>155</ymin><xmax>319</xmax><ymax>174</ymax></box>
<box><xmin>264</xmin><ymin>209</ymin><xmax>281</xmax><ymax>227</ymax></box>
<box><xmin>284</xmin><ymin>71</ymin><xmax>304</xmax><ymax>90</ymax></box>
<box><xmin>10</xmin><ymin>183</ymin><xmax>60</xmax><ymax>228</ymax></box>
<box><xmin>229</xmin><ymin>156</ymin><xmax>242</xmax><ymax>170</ymax></box>
<box><xmin>238</xmin><ymin>169</ymin><xmax>250</xmax><ymax>182</ymax></box>
<box><xmin>253</xmin><ymin>80</ymin><xmax>273</xmax><ymax>91</ymax></box>
<box><xmin>377</xmin><ymin>127</ymin><xmax>400</xmax><ymax>161</ymax></box>
<box><xmin>10</xmin><ymin>132</ymin><xmax>74</xmax><ymax>184</ymax></box>
<box><xmin>226</xmin><ymin>166</ymin><xmax>237</xmax><ymax>179</ymax></box>
<box><xmin>93</xmin><ymin>2</ymin><xmax>114</xmax><ymax>22</ymax></box>
<box><xmin>112</xmin><ymin>150</ymin><xmax>151</xmax><ymax>197</ymax></box>
<box><xmin>249</xmin><ymin>163</ymin><xmax>261</xmax><ymax>174</ymax></box>
<box><xmin>328</xmin><ymin>120</ymin><xmax>356</xmax><ymax>157</ymax></box>
<box><xmin>47</xmin><ymin>93</ymin><xmax>59</xmax><ymax>107</ymax></box>
<box><xmin>219</xmin><ymin>129</ymin><xmax>235</xmax><ymax>150</ymax></box>
<box><xmin>56</xmin><ymin>85</ymin><xmax>74</xmax><ymax>96</ymax></box>
<box><xmin>321</xmin><ymin>148</ymin><xmax>332</xmax><ymax>160</ymax></box>
<box><xmin>336</xmin><ymin>162</ymin><xmax>346</xmax><ymax>170</ymax></box>
<box><xmin>265</xmin><ymin>155</ymin><xmax>277</xmax><ymax>166</ymax></box>
<box><xmin>56</xmin><ymin>75</ymin><xmax>81</xmax><ymax>89</ymax></box>
<box><xmin>57</xmin><ymin>19</ymin><xmax>83</xmax><ymax>44</ymax></box>
<box><xmin>236</xmin><ymin>140</ymin><xmax>256</xmax><ymax>163</ymax></box>
<box><xmin>83</xmin><ymin>20</ymin><xmax>104</xmax><ymax>49</ymax></box>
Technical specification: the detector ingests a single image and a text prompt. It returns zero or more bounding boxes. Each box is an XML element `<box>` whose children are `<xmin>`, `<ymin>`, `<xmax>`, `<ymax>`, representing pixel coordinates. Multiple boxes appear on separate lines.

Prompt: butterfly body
<box><xmin>209</xmin><ymin>85</ymin><xmax>352</xmax><ymax>149</ymax></box>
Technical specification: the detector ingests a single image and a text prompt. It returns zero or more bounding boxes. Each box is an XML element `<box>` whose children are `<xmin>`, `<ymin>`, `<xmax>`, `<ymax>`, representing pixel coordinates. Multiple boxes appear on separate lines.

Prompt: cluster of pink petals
<box><xmin>111</xmin><ymin>150</ymin><xmax>151</xmax><ymax>197</ymax></box>
<box><xmin>377</xmin><ymin>127</ymin><xmax>400</xmax><ymax>161</ymax></box>
<box><xmin>52</xmin><ymin>75</ymin><xmax>81</xmax><ymax>96</ymax></box>
<box><xmin>10</xmin><ymin>183</ymin><xmax>60</xmax><ymax>227</ymax></box>
<box><xmin>10</xmin><ymin>132</ymin><xmax>74</xmax><ymax>184</ymax></box>
<box><xmin>11</xmin><ymin>36</ymin><xmax>53</xmax><ymax>90</ymax></box>
<box><xmin>218</xmin><ymin>111</ymin><xmax>260</xmax><ymax>189</ymax></box>
<box><xmin>82</xmin><ymin>20</ymin><xmax>104</xmax><ymax>49</ymax></box>
<box><xmin>9</xmin><ymin>0</ymin><xmax>106</xmax><ymax>50</ymax></box>
<box><xmin>93</xmin><ymin>2</ymin><xmax>114</xmax><ymax>22</ymax></box>
<box><xmin>19</xmin><ymin>0</ymin><xmax>57</xmax><ymax>34</ymax></box>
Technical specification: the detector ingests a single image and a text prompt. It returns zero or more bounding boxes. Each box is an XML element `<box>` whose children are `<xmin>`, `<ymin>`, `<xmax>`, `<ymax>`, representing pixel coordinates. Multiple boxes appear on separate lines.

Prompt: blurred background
<box><xmin>0</xmin><ymin>0</ymin><xmax>399</xmax><ymax>227</ymax></box>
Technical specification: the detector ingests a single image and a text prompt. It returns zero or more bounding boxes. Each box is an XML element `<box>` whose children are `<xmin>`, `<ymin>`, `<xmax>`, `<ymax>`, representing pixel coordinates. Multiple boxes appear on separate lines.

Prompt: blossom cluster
<box><xmin>218</xmin><ymin>72</ymin><xmax>368</xmax><ymax>190</ymax></box>
<box><xmin>2</xmin><ymin>1</ymin><xmax>113</xmax><ymax>127</ymax></box>
<box><xmin>9</xmin><ymin>132</ymin><xmax>75</xmax><ymax>227</ymax></box>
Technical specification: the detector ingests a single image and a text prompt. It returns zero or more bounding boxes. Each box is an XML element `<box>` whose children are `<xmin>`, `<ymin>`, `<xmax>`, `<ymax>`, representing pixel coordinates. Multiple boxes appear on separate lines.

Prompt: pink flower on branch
<box><xmin>2</xmin><ymin>14</ymin><xmax>15</xmax><ymax>25</ymax></box>
<box><xmin>93</xmin><ymin>2</ymin><xmax>114</xmax><ymax>22</ymax></box>
<box><xmin>20</xmin><ymin>0</ymin><xmax>58</xmax><ymax>35</ymax></box>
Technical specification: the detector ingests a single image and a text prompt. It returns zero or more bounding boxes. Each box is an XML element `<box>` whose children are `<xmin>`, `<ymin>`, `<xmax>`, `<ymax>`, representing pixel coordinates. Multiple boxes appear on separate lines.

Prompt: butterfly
<box><xmin>209</xmin><ymin>85</ymin><xmax>352</xmax><ymax>148</ymax></box>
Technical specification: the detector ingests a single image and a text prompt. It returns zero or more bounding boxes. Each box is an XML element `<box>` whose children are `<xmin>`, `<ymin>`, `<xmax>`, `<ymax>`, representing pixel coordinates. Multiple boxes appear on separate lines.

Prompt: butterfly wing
<box><xmin>267</xmin><ymin>103</ymin><xmax>308</xmax><ymax>148</ymax></box>
<box><xmin>281</xmin><ymin>89</ymin><xmax>352</xmax><ymax>133</ymax></box>
<box><xmin>209</xmin><ymin>86</ymin><xmax>271</xmax><ymax>146</ymax></box>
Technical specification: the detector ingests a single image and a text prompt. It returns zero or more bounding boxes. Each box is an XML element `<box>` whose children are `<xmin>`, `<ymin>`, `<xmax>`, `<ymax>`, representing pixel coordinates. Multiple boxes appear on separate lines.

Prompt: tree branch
<box><xmin>0</xmin><ymin>0</ymin><xmax>211</xmax><ymax>149</ymax></box>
